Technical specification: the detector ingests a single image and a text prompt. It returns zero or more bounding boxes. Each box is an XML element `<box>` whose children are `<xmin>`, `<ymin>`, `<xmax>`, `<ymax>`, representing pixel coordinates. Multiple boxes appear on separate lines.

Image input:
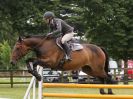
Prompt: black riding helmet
<box><xmin>43</xmin><ymin>11</ymin><xmax>55</xmax><ymax>19</ymax></box>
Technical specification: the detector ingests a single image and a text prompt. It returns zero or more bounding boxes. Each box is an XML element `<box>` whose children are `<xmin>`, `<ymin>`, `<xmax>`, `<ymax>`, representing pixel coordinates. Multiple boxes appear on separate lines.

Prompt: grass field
<box><xmin>0</xmin><ymin>83</ymin><xmax>133</xmax><ymax>99</ymax></box>
<box><xmin>0</xmin><ymin>77</ymin><xmax>31</xmax><ymax>99</ymax></box>
<box><xmin>0</xmin><ymin>84</ymin><xmax>28</xmax><ymax>99</ymax></box>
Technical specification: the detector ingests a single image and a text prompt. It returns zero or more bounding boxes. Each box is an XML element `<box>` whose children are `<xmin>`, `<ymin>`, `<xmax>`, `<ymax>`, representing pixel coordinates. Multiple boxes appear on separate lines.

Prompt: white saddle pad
<box><xmin>70</xmin><ymin>43</ymin><xmax>83</xmax><ymax>51</ymax></box>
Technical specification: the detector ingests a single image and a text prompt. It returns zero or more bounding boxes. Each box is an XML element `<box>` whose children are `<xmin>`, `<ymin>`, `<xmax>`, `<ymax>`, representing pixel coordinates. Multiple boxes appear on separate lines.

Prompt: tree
<box><xmin>0</xmin><ymin>0</ymin><xmax>86</xmax><ymax>43</ymax></box>
<box><xmin>0</xmin><ymin>41</ymin><xmax>11</xmax><ymax>69</ymax></box>
<box><xmin>83</xmin><ymin>0</ymin><xmax>133</xmax><ymax>60</ymax></box>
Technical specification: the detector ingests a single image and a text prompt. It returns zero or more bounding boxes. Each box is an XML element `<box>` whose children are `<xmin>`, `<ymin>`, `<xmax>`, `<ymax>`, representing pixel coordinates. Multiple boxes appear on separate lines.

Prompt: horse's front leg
<box><xmin>32</xmin><ymin>59</ymin><xmax>45</xmax><ymax>81</ymax></box>
<box><xmin>26</xmin><ymin>58</ymin><xmax>37</xmax><ymax>75</ymax></box>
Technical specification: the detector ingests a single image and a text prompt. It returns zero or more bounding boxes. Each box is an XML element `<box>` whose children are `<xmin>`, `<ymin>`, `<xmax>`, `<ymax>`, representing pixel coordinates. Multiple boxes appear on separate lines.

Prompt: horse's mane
<box><xmin>22</xmin><ymin>34</ymin><xmax>57</xmax><ymax>40</ymax></box>
<box><xmin>24</xmin><ymin>35</ymin><xmax>46</xmax><ymax>39</ymax></box>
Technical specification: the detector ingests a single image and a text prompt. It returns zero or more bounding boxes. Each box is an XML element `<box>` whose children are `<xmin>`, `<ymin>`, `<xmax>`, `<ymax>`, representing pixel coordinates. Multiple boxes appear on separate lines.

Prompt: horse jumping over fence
<box><xmin>10</xmin><ymin>35</ymin><xmax>115</xmax><ymax>94</ymax></box>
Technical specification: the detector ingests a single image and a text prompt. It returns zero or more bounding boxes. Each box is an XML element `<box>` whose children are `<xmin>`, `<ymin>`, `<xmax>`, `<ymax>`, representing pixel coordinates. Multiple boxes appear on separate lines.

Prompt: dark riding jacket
<box><xmin>49</xmin><ymin>18</ymin><xmax>74</xmax><ymax>36</ymax></box>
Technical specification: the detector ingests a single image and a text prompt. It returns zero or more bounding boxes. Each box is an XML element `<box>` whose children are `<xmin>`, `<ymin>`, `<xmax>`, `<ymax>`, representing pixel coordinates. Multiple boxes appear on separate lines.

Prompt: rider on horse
<box><xmin>43</xmin><ymin>11</ymin><xmax>75</xmax><ymax>61</ymax></box>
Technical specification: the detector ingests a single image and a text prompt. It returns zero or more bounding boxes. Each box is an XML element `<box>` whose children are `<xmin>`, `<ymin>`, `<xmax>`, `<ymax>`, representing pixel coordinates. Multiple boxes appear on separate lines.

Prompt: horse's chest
<box><xmin>34</xmin><ymin>48</ymin><xmax>46</xmax><ymax>57</ymax></box>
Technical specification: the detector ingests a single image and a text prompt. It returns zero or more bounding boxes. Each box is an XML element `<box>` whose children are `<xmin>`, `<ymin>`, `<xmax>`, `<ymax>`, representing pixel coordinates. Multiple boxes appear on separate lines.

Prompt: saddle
<box><xmin>55</xmin><ymin>37</ymin><xmax>83</xmax><ymax>69</ymax></box>
<box><xmin>56</xmin><ymin>37</ymin><xmax>83</xmax><ymax>51</ymax></box>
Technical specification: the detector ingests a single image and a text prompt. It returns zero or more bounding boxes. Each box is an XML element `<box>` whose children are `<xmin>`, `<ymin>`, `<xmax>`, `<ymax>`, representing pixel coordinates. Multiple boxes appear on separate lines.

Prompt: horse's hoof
<box><xmin>108</xmin><ymin>92</ymin><xmax>114</xmax><ymax>95</ymax></box>
<box><xmin>36</xmin><ymin>74</ymin><xmax>42</xmax><ymax>81</ymax></box>
<box><xmin>100</xmin><ymin>92</ymin><xmax>107</xmax><ymax>94</ymax></box>
<box><xmin>100</xmin><ymin>89</ymin><xmax>106</xmax><ymax>94</ymax></box>
<box><xmin>108</xmin><ymin>89</ymin><xmax>114</xmax><ymax>94</ymax></box>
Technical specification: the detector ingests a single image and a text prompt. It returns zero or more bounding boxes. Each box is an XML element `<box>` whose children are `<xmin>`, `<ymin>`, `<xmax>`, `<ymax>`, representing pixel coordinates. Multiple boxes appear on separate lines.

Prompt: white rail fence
<box><xmin>23</xmin><ymin>65</ymin><xmax>43</xmax><ymax>99</ymax></box>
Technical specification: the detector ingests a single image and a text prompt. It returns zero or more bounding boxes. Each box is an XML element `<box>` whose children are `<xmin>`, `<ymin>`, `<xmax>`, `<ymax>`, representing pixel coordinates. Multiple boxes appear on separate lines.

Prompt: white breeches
<box><xmin>61</xmin><ymin>32</ymin><xmax>76</xmax><ymax>44</ymax></box>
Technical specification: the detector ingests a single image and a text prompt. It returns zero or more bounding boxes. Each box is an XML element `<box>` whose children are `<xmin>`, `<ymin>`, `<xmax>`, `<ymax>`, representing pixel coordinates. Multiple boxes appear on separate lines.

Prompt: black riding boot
<box><xmin>62</xmin><ymin>42</ymin><xmax>72</xmax><ymax>61</ymax></box>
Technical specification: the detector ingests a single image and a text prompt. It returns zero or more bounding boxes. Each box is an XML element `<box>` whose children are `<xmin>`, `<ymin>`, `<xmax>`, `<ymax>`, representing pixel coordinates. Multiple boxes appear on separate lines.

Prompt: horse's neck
<box><xmin>26</xmin><ymin>38</ymin><xmax>44</xmax><ymax>48</ymax></box>
<box><xmin>27</xmin><ymin>38</ymin><xmax>58</xmax><ymax>57</ymax></box>
<box><xmin>41</xmin><ymin>39</ymin><xmax>58</xmax><ymax>51</ymax></box>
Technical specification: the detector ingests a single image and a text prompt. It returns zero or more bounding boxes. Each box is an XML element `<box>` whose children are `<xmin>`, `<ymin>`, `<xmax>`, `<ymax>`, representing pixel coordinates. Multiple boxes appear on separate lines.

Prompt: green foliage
<box><xmin>83</xmin><ymin>0</ymin><xmax>133</xmax><ymax>59</ymax></box>
<box><xmin>0</xmin><ymin>41</ymin><xmax>11</xmax><ymax>70</ymax></box>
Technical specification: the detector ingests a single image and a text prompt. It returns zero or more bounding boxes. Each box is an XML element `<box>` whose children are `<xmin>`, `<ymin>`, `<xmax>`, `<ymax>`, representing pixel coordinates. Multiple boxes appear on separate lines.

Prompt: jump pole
<box><xmin>43</xmin><ymin>83</ymin><xmax>133</xmax><ymax>89</ymax></box>
<box><xmin>43</xmin><ymin>93</ymin><xmax>133</xmax><ymax>99</ymax></box>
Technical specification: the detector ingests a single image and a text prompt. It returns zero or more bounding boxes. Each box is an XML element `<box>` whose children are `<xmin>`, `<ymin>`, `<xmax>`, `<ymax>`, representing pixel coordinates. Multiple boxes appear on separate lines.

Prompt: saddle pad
<box><xmin>56</xmin><ymin>38</ymin><xmax>83</xmax><ymax>51</ymax></box>
<box><xmin>70</xmin><ymin>43</ymin><xmax>83</xmax><ymax>51</ymax></box>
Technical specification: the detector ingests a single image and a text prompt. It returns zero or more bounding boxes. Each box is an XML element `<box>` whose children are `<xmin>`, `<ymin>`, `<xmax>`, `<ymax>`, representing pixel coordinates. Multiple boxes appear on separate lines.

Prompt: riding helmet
<box><xmin>43</xmin><ymin>11</ymin><xmax>55</xmax><ymax>19</ymax></box>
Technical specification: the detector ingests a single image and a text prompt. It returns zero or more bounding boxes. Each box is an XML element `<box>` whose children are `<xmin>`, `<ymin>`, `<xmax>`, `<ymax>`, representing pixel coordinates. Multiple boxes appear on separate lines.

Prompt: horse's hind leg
<box><xmin>105</xmin><ymin>74</ymin><xmax>114</xmax><ymax>94</ymax></box>
<box><xmin>98</xmin><ymin>77</ymin><xmax>107</xmax><ymax>94</ymax></box>
<box><xmin>81</xmin><ymin>66</ymin><xmax>107</xmax><ymax>94</ymax></box>
<box><xmin>98</xmin><ymin>74</ymin><xmax>114</xmax><ymax>94</ymax></box>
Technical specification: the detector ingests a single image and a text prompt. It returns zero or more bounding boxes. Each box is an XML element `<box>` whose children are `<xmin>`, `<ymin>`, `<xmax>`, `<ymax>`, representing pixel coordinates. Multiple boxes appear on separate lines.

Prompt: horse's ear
<box><xmin>18</xmin><ymin>36</ymin><xmax>23</xmax><ymax>42</ymax></box>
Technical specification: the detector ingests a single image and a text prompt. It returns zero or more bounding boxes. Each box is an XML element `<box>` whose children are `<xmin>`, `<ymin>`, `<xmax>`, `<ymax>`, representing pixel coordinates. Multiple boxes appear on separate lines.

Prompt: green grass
<box><xmin>0</xmin><ymin>84</ymin><xmax>133</xmax><ymax>99</ymax></box>
<box><xmin>0</xmin><ymin>84</ymin><xmax>28</xmax><ymax>99</ymax></box>
<box><xmin>0</xmin><ymin>78</ymin><xmax>32</xmax><ymax>99</ymax></box>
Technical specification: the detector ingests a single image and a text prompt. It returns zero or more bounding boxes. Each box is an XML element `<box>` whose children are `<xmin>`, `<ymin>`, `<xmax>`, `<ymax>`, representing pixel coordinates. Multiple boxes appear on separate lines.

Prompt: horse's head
<box><xmin>10</xmin><ymin>36</ymin><xmax>30</xmax><ymax>65</ymax></box>
<box><xmin>10</xmin><ymin>35</ymin><xmax>57</xmax><ymax>65</ymax></box>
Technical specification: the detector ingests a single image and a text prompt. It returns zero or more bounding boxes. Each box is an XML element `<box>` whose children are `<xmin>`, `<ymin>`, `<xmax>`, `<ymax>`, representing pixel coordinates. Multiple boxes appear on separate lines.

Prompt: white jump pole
<box><xmin>33</xmin><ymin>77</ymin><xmax>36</xmax><ymax>99</ymax></box>
<box><xmin>24</xmin><ymin>76</ymin><xmax>36</xmax><ymax>99</ymax></box>
<box><xmin>38</xmin><ymin>66</ymin><xmax>43</xmax><ymax>99</ymax></box>
<box><xmin>24</xmin><ymin>64</ymin><xmax>42</xmax><ymax>99</ymax></box>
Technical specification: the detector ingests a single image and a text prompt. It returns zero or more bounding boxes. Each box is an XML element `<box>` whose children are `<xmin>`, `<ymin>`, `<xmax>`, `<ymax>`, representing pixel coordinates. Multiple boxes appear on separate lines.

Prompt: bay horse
<box><xmin>10</xmin><ymin>35</ymin><xmax>114</xmax><ymax>94</ymax></box>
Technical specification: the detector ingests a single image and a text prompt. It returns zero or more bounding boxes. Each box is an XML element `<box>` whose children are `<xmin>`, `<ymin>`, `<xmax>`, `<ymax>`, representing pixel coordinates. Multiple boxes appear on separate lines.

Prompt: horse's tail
<box><xmin>101</xmin><ymin>47</ymin><xmax>117</xmax><ymax>84</ymax></box>
<box><xmin>101</xmin><ymin>47</ymin><xmax>109</xmax><ymax>74</ymax></box>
